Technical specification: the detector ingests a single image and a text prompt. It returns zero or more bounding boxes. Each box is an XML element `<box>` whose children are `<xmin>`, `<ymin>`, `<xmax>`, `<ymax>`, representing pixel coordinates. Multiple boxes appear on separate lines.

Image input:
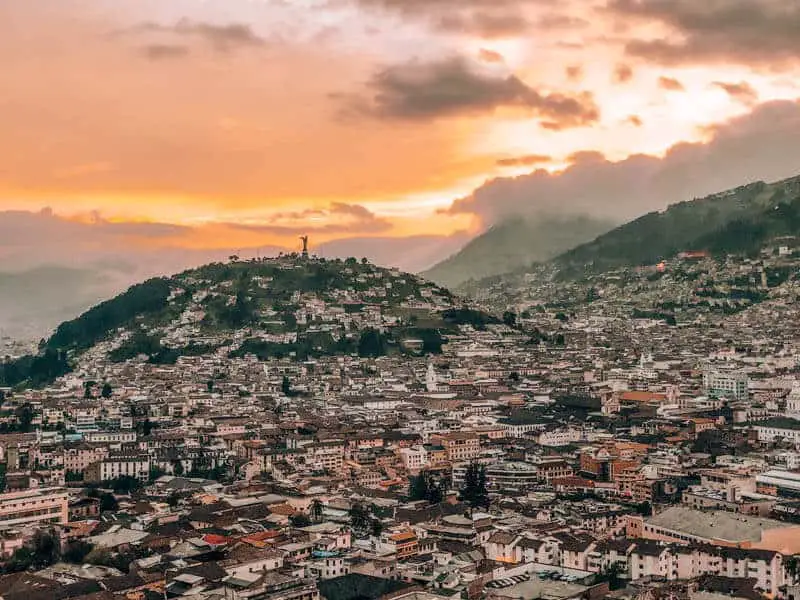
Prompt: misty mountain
<box><xmin>554</xmin><ymin>174</ymin><xmax>800</xmax><ymax>277</ymax></box>
<box><xmin>422</xmin><ymin>215</ymin><xmax>615</xmax><ymax>289</ymax></box>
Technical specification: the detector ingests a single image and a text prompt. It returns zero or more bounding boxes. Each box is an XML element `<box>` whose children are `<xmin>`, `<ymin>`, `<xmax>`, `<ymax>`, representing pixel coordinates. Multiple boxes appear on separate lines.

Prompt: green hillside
<box><xmin>554</xmin><ymin>175</ymin><xmax>800</xmax><ymax>278</ymax></box>
<box><xmin>0</xmin><ymin>256</ymin><xmax>491</xmax><ymax>388</ymax></box>
<box><xmin>422</xmin><ymin>215</ymin><xmax>614</xmax><ymax>289</ymax></box>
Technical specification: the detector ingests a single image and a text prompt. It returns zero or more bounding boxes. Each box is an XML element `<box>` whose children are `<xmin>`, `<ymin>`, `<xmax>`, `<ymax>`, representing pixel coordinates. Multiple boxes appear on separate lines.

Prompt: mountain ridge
<box><xmin>422</xmin><ymin>215</ymin><xmax>615</xmax><ymax>289</ymax></box>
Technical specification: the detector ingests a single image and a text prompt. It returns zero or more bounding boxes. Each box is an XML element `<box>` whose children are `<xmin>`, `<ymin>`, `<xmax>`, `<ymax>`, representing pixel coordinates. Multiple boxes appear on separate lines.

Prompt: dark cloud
<box><xmin>478</xmin><ymin>48</ymin><xmax>505</xmax><ymax>63</ymax></box>
<box><xmin>435</xmin><ymin>11</ymin><xmax>532</xmax><ymax>38</ymax></box>
<box><xmin>496</xmin><ymin>154</ymin><xmax>553</xmax><ymax>167</ymax></box>
<box><xmin>131</xmin><ymin>19</ymin><xmax>266</xmax><ymax>53</ymax></box>
<box><xmin>658</xmin><ymin>76</ymin><xmax>685</xmax><ymax>91</ymax></box>
<box><xmin>351</xmin><ymin>0</ymin><xmax>552</xmax><ymax>37</ymax></box>
<box><xmin>536</xmin><ymin>14</ymin><xmax>590</xmax><ymax>29</ymax></box>
<box><xmin>141</xmin><ymin>44</ymin><xmax>190</xmax><ymax>61</ymax></box>
<box><xmin>713</xmin><ymin>81</ymin><xmax>760</xmax><ymax>105</ymax></box>
<box><xmin>225</xmin><ymin>203</ymin><xmax>392</xmax><ymax>235</ymax></box>
<box><xmin>447</xmin><ymin>99</ymin><xmax>800</xmax><ymax>224</ymax></box>
<box><xmin>348</xmin><ymin>57</ymin><xmax>600</xmax><ymax>128</ymax></box>
<box><xmin>613</xmin><ymin>63</ymin><xmax>634</xmax><ymax>83</ymax></box>
<box><xmin>566</xmin><ymin>65</ymin><xmax>584</xmax><ymax>82</ymax></box>
<box><xmin>611</xmin><ymin>0</ymin><xmax>800</xmax><ymax>67</ymax></box>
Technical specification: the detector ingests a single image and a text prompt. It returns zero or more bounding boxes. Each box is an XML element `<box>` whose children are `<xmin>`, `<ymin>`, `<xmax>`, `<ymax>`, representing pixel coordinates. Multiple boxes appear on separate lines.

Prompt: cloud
<box><xmin>352</xmin><ymin>0</ymin><xmax>540</xmax><ymax>37</ymax></box>
<box><xmin>566</xmin><ymin>65</ymin><xmax>584</xmax><ymax>81</ymax></box>
<box><xmin>713</xmin><ymin>81</ymin><xmax>760</xmax><ymax>105</ymax></box>
<box><xmin>658</xmin><ymin>76</ymin><xmax>685</xmax><ymax>91</ymax></box>
<box><xmin>496</xmin><ymin>154</ymin><xmax>553</xmax><ymax>167</ymax></box>
<box><xmin>224</xmin><ymin>203</ymin><xmax>393</xmax><ymax>235</ymax></box>
<box><xmin>132</xmin><ymin>19</ymin><xmax>266</xmax><ymax>52</ymax></box>
<box><xmin>478</xmin><ymin>49</ymin><xmax>505</xmax><ymax>64</ymax></box>
<box><xmin>142</xmin><ymin>44</ymin><xmax>190</xmax><ymax>61</ymax></box>
<box><xmin>347</xmin><ymin>57</ymin><xmax>600</xmax><ymax>129</ymax></box>
<box><xmin>613</xmin><ymin>63</ymin><xmax>634</xmax><ymax>83</ymax></box>
<box><xmin>447</xmin><ymin>99</ymin><xmax>800</xmax><ymax>224</ymax></box>
<box><xmin>435</xmin><ymin>11</ymin><xmax>532</xmax><ymax>38</ymax></box>
<box><xmin>611</xmin><ymin>0</ymin><xmax>800</xmax><ymax>67</ymax></box>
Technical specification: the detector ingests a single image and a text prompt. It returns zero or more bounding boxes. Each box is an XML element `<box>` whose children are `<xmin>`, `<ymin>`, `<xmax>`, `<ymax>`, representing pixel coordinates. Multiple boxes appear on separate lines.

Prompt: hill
<box><xmin>422</xmin><ymin>215</ymin><xmax>614</xmax><ymax>289</ymax></box>
<box><xmin>554</xmin><ymin>175</ymin><xmax>800</xmax><ymax>278</ymax></box>
<box><xmin>0</xmin><ymin>256</ymin><xmax>497</xmax><ymax>388</ymax></box>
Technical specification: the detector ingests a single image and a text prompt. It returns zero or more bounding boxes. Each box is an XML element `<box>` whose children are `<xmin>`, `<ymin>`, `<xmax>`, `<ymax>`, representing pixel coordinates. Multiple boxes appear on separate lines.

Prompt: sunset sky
<box><xmin>2</xmin><ymin>0</ymin><xmax>800</xmax><ymax>256</ymax></box>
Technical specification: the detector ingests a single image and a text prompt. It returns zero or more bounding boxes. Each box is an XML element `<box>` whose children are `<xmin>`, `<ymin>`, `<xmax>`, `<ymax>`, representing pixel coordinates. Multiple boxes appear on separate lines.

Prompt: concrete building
<box><xmin>0</xmin><ymin>487</ymin><xmax>69</xmax><ymax>529</ymax></box>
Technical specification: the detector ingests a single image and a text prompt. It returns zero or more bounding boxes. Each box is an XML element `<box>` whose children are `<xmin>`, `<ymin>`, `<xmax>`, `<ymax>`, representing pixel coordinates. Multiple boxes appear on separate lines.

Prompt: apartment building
<box><xmin>0</xmin><ymin>487</ymin><xmax>69</xmax><ymax>529</ymax></box>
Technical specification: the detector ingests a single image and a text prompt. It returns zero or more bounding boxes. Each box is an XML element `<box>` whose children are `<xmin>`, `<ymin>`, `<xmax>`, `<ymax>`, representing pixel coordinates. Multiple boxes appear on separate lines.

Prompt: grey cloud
<box><xmin>611</xmin><ymin>0</ymin><xmax>800</xmax><ymax>67</ymax></box>
<box><xmin>351</xmin><ymin>0</ymin><xmax>556</xmax><ymax>37</ymax></box>
<box><xmin>130</xmin><ymin>19</ymin><xmax>266</xmax><ymax>53</ymax></box>
<box><xmin>713</xmin><ymin>81</ymin><xmax>760</xmax><ymax>105</ymax></box>
<box><xmin>497</xmin><ymin>154</ymin><xmax>553</xmax><ymax>167</ymax></box>
<box><xmin>142</xmin><ymin>44</ymin><xmax>190</xmax><ymax>61</ymax></box>
<box><xmin>614</xmin><ymin>63</ymin><xmax>634</xmax><ymax>83</ymax></box>
<box><xmin>224</xmin><ymin>203</ymin><xmax>392</xmax><ymax>235</ymax></box>
<box><xmin>447</xmin><ymin>99</ymin><xmax>800</xmax><ymax>224</ymax></box>
<box><xmin>348</xmin><ymin>57</ymin><xmax>600</xmax><ymax>128</ymax></box>
<box><xmin>658</xmin><ymin>76</ymin><xmax>685</xmax><ymax>91</ymax></box>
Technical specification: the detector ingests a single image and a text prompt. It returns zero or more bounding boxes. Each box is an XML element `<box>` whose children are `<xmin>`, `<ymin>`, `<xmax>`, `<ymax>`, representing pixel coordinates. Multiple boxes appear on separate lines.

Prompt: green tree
<box><xmin>459</xmin><ymin>463</ymin><xmax>489</xmax><ymax>510</ymax></box>
<box><xmin>349</xmin><ymin>502</ymin><xmax>369</xmax><ymax>533</ymax></box>
<box><xmin>371</xmin><ymin>518</ymin><xmax>384</xmax><ymax>538</ymax></box>
<box><xmin>63</xmin><ymin>540</ymin><xmax>93</xmax><ymax>564</ymax></box>
<box><xmin>290</xmin><ymin>513</ymin><xmax>311</xmax><ymax>528</ymax></box>
<box><xmin>281</xmin><ymin>375</ymin><xmax>292</xmax><ymax>396</ymax></box>
<box><xmin>408</xmin><ymin>473</ymin><xmax>429</xmax><ymax>502</ymax></box>
<box><xmin>600</xmin><ymin>562</ymin><xmax>625</xmax><ymax>590</ymax></box>
<box><xmin>310</xmin><ymin>499</ymin><xmax>324</xmax><ymax>523</ymax></box>
<box><xmin>502</xmin><ymin>311</ymin><xmax>517</xmax><ymax>328</ymax></box>
<box><xmin>172</xmin><ymin>460</ymin><xmax>184</xmax><ymax>476</ymax></box>
<box><xmin>99</xmin><ymin>493</ymin><xmax>118</xmax><ymax>512</ymax></box>
<box><xmin>358</xmin><ymin>328</ymin><xmax>387</xmax><ymax>358</ymax></box>
<box><xmin>101</xmin><ymin>382</ymin><xmax>113</xmax><ymax>398</ymax></box>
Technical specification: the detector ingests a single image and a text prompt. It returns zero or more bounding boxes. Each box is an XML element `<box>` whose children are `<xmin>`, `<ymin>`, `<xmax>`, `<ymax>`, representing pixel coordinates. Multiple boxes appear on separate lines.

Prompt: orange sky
<box><xmin>2</xmin><ymin>0</ymin><xmax>800</xmax><ymax>249</ymax></box>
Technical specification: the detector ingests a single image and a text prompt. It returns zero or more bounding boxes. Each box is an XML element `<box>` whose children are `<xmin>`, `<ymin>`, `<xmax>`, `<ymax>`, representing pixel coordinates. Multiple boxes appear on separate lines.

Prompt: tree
<box><xmin>459</xmin><ymin>463</ymin><xmax>489</xmax><ymax>510</ymax></box>
<box><xmin>99</xmin><ymin>493</ymin><xmax>118</xmax><ymax>512</ymax></box>
<box><xmin>281</xmin><ymin>375</ymin><xmax>292</xmax><ymax>396</ymax></box>
<box><xmin>107</xmin><ymin>475</ymin><xmax>141</xmax><ymax>494</ymax></box>
<box><xmin>29</xmin><ymin>529</ymin><xmax>61</xmax><ymax>569</ymax></box>
<box><xmin>167</xmin><ymin>494</ymin><xmax>180</xmax><ymax>508</ymax></box>
<box><xmin>408</xmin><ymin>473</ymin><xmax>429</xmax><ymax>502</ymax></box>
<box><xmin>310</xmin><ymin>499</ymin><xmax>324</xmax><ymax>523</ymax></box>
<box><xmin>358</xmin><ymin>328</ymin><xmax>387</xmax><ymax>358</ymax></box>
<box><xmin>600</xmin><ymin>562</ymin><xmax>625</xmax><ymax>590</ymax></box>
<box><xmin>206</xmin><ymin>380</ymin><xmax>214</xmax><ymax>393</ymax></box>
<box><xmin>349</xmin><ymin>502</ymin><xmax>369</xmax><ymax>533</ymax></box>
<box><xmin>290</xmin><ymin>513</ymin><xmax>311</xmax><ymax>528</ymax></box>
<box><xmin>64</xmin><ymin>540</ymin><xmax>93</xmax><ymax>564</ymax></box>
<box><xmin>371</xmin><ymin>518</ymin><xmax>384</xmax><ymax>538</ymax></box>
<box><xmin>502</xmin><ymin>311</ymin><xmax>517</xmax><ymax>328</ymax></box>
<box><xmin>101</xmin><ymin>382</ymin><xmax>113</xmax><ymax>398</ymax></box>
<box><xmin>172</xmin><ymin>460</ymin><xmax>184</xmax><ymax>476</ymax></box>
<box><xmin>15</xmin><ymin>403</ymin><xmax>34</xmax><ymax>433</ymax></box>
<box><xmin>786</xmin><ymin>555</ymin><xmax>800</xmax><ymax>584</ymax></box>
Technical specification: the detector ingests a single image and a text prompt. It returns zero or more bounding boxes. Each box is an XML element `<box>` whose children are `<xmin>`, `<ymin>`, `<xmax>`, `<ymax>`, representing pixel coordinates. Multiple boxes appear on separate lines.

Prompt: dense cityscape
<box><xmin>4</xmin><ymin>211</ymin><xmax>800</xmax><ymax>600</ymax></box>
